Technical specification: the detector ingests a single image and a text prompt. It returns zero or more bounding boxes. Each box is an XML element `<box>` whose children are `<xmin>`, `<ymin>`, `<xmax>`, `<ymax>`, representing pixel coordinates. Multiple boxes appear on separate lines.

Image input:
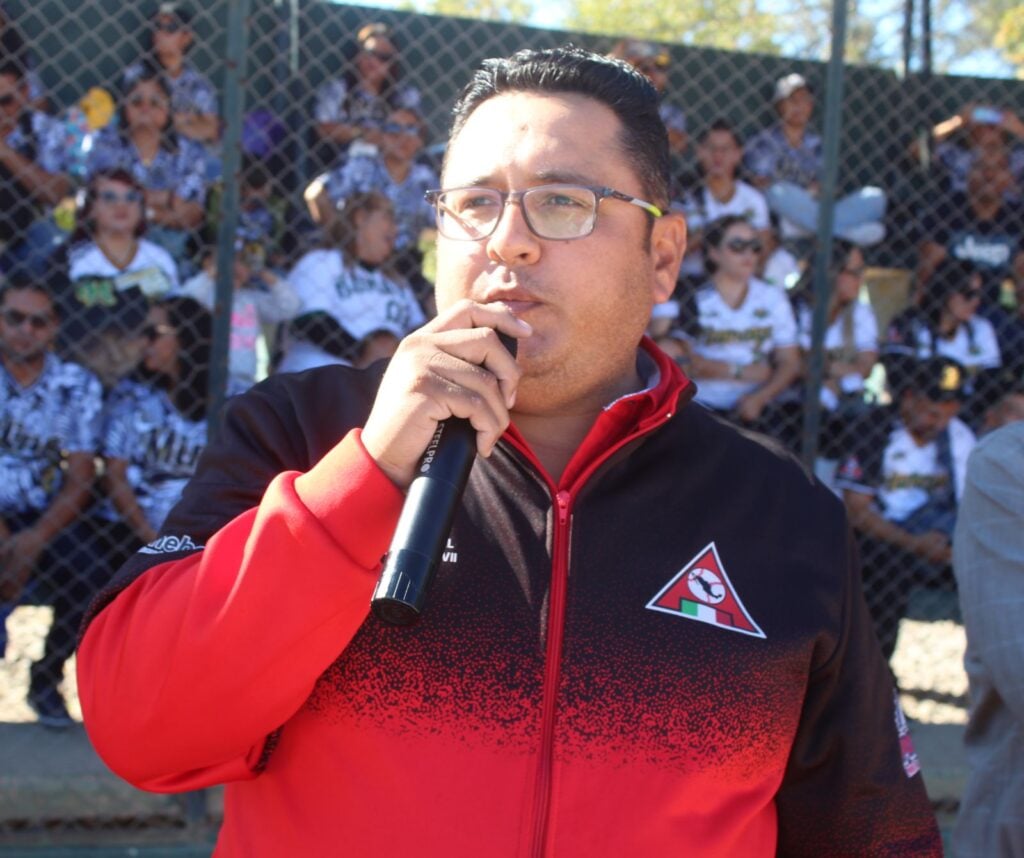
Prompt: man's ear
<box><xmin>650</xmin><ymin>211</ymin><xmax>687</xmax><ymax>304</ymax></box>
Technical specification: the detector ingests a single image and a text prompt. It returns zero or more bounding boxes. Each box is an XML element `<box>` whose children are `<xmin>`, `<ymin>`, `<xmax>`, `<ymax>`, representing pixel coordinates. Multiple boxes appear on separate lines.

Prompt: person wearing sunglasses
<box><xmin>78</xmin><ymin>46</ymin><xmax>940</xmax><ymax>856</ymax></box>
<box><xmin>49</xmin><ymin>168</ymin><xmax>178</xmax><ymax>388</ymax></box>
<box><xmin>0</xmin><ymin>57</ymin><xmax>72</xmax><ymax>279</ymax></box>
<box><xmin>87</xmin><ymin>63</ymin><xmax>207</xmax><ymax>270</ymax></box>
<box><xmin>608</xmin><ymin>39</ymin><xmax>687</xmax><ymax>158</ymax></box>
<box><xmin>666</xmin><ymin>214</ymin><xmax>801</xmax><ymax>427</ymax></box>
<box><xmin>0</xmin><ymin>277</ymin><xmax>103</xmax><ymax>728</ymax></box>
<box><xmin>122</xmin><ymin>3</ymin><xmax>219</xmax><ymax>149</ymax></box>
<box><xmin>311</xmin><ymin>21</ymin><xmax>422</xmax><ymax>172</ymax></box>
<box><xmin>885</xmin><ymin>258</ymin><xmax>1001</xmax><ymax>428</ymax></box>
<box><xmin>311</xmin><ymin>107</ymin><xmax>438</xmax><ymax>290</ymax></box>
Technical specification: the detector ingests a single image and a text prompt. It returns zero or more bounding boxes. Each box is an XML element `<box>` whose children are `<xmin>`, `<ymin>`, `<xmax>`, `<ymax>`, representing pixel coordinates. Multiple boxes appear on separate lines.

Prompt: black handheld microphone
<box><xmin>371</xmin><ymin>332</ymin><xmax>518</xmax><ymax>626</ymax></box>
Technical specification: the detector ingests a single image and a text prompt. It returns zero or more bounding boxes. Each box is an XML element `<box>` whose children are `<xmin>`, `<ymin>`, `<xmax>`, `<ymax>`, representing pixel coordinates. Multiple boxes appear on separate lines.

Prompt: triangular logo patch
<box><xmin>646</xmin><ymin>542</ymin><xmax>766</xmax><ymax>639</ymax></box>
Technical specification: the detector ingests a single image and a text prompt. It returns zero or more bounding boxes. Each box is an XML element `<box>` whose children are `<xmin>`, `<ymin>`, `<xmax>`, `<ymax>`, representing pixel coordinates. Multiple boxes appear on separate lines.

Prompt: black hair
<box><xmin>702</xmin><ymin>214</ymin><xmax>754</xmax><ymax>276</ymax></box>
<box><xmin>119</xmin><ymin>61</ymin><xmax>178</xmax><ymax>152</ymax></box>
<box><xmin>342</xmin><ymin>21</ymin><xmax>405</xmax><ymax>106</ymax></box>
<box><xmin>0</xmin><ymin>273</ymin><xmax>52</xmax><ymax>308</ymax></box>
<box><xmin>144</xmin><ymin>295</ymin><xmax>212</xmax><ymax>421</ymax></box>
<box><xmin>447</xmin><ymin>45</ymin><xmax>669</xmax><ymax>208</ymax></box>
<box><xmin>72</xmin><ymin>167</ymin><xmax>148</xmax><ymax>244</ymax></box>
<box><xmin>325</xmin><ymin>190</ymin><xmax>393</xmax><ymax>261</ymax></box>
<box><xmin>920</xmin><ymin>257</ymin><xmax>981</xmax><ymax>330</ymax></box>
<box><xmin>0</xmin><ymin>56</ymin><xmax>26</xmax><ymax>82</ymax></box>
<box><xmin>791</xmin><ymin>238</ymin><xmax>859</xmax><ymax>306</ymax></box>
<box><xmin>697</xmin><ymin>118</ymin><xmax>742</xmax><ymax>148</ymax></box>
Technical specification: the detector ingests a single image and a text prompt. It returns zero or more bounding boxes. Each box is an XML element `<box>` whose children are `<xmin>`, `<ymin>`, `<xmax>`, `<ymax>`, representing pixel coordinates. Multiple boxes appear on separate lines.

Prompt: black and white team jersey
<box><xmin>99</xmin><ymin>379</ymin><xmax>211</xmax><ymax>532</ymax></box>
<box><xmin>0</xmin><ymin>353</ymin><xmax>103</xmax><ymax>516</ymax></box>
<box><xmin>835</xmin><ymin>408</ymin><xmax>976</xmax><ymax>522</ymax></box>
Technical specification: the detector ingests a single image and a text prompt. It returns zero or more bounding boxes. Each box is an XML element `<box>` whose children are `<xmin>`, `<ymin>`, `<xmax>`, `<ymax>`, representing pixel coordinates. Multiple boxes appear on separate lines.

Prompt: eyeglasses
<box><xmin>142</xmin><ymin>323</ymin><xmax>175</xmax><ymax>342</ymax></box>
<box><xmin>2</xmin><ymin>308</ymin><xmax>53</xmax><ymax>330</ymax></box>
<box><xmin>0</xmin><ymin>93</ymin><xmax>18</xmax><ymax>108</ymax></box>
<box><xmin>425</xmin><ymin>184</ymin><xmax>663</xmax><ymax>242</ymax></box>
<box><xmin>153</xmin><ymin>20</ymin><xmax>184</xmax><ymax>33</ymax></box>
<box><xmin>723</xmin><ymin>237</ymin><xmax>763</xmax><ymax>254</ymax></box>
<box><xmin>97</xmin><ymin>189</ymin><xmax>143</xmax><ymax>205</ymax></box>
<box><xmin>362</xmin><ymin>49</ymin><xmax>396</xmax><ymax>63</ymax></box>
<box><xmin>382</xmin><ymin>122</ymin><xmax>419</xmax><ymax>135</ymax></box>
<box><xmin>127</xmin><ymin>95</ymin><xmax>169</xmax><ymax>110</ymax></box>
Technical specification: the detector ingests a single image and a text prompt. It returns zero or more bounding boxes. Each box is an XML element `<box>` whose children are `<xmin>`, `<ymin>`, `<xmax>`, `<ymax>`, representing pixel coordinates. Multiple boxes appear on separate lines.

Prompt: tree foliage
<box><xmin>409</xmin><ymin>0</ymin><xmax>535</xmax><ymax>24</ymax></box>
<box><xmin>996</xmin><ymin>4</ymin><xmax>1024</xmax><ymax>74</ymax></box>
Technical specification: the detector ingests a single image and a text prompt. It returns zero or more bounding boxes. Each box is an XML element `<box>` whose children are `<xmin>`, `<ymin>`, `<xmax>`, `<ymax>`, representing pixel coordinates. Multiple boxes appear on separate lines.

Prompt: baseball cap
<box><xmin>156</xmin><ymin>2</ymin><xmax>192</xmax><ymax>26</ymax></box>
<box><xmin>913</xmin><ymin>356</ymin><xmax>967</xmax><ymax>402</ymax></box>
<box><xmin>773</xmin><ymin>73</ymin><xmax>810</xmax><ymax>104</ymax></box>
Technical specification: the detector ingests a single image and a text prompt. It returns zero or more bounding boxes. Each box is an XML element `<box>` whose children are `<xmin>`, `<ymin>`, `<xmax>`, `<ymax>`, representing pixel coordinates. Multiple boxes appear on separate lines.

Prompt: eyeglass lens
<box><xmin>435</xmin><ymin>186</ymin><xmax>599</xmax><ymax>241</ymax></box>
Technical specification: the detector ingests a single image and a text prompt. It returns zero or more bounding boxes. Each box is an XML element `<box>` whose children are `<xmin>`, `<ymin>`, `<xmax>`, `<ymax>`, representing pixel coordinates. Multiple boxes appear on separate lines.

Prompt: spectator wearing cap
<box><xmin>87</xmin><ymin>62</ymin><xmax>209</xmax><ymax>270</ymax></box>
<box><xmin>910</xmin><ymin>102</ymin><xmax>1024</xmax><ymax>199</ymax></box>
<box><xmin>311</xmin><ymin>22</ymin><xmax>421</xmax><ymax>173</ymax></box>
<box><xmin>0</xmin><ymin>57</ymin><xmax>72</xmax><ymax>279</ymax></box>
<box><xmin>280</xmin><ymin>191</ymin><xmax>425</xmax><ymax>373</ymax></box>
<box><xmin>836</xmin><ymin>355</ymin><xmax>976</xmax><ymax>660</ymax></box>
<box><xmin>180</xmin><ymin>224</ymin><xmax>299</xmax><ymax>389</ymax></box>
<box><xmin>311</xmin><ymin>106</ymin><xmax>437</xmax><ymax>286</ymax></box>
<box><xmin>744</xmin><ymin>72</ymin><xmax>887</xmax><ymax>251</ymax></box>
<box><xmin>608</xmin><ymin>39</ymin><xmax>687</xmax><ymax>158</ymax></box>
<box><xmin>125</xmin><ymin>3</ymin><xmax>219</xmax><ymax>148</ymax></box>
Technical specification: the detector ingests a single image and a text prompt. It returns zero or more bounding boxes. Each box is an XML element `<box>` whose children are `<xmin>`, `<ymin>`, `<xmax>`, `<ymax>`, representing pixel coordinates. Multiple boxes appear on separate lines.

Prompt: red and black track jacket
<box><xmin>78</xmin><ymin>340</ymin><xmax>942</xmax><ymax>857</ymax></box>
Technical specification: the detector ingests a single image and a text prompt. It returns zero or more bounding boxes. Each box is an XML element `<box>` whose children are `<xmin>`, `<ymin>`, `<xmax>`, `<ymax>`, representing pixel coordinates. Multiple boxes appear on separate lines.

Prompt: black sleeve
<box><xmin>289</xmin><ymin>311</ymin><xmax>359</xmax><ymax>358</ymax></box>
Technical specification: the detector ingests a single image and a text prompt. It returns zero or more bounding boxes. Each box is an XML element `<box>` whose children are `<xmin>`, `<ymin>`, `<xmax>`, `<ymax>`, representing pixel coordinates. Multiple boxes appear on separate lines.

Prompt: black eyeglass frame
<box><xmin>424</xmin><ymin>184</ymin><xmax>664</xmax><ymax>242</ymax></box>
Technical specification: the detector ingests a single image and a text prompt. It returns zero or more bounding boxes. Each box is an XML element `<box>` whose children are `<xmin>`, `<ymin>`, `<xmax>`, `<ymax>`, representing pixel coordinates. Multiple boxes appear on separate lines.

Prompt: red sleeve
<box><xmin>76</xmin><ymin>429</ymin><xmax>403</xmax><ymax>792</ymax></box>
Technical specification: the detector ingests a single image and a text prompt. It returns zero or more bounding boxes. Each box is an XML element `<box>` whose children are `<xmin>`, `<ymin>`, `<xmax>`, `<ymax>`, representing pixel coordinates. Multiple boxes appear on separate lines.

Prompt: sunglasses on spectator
<box><xmin>382</xmin><ymin>121</ymin><xmax>419</xmax><ymax>135</ymax></box>
<box><xmin>724</xmin><ymin>238</ymin><xmax>763</xmax><ymax>254</ymax></box>
<box><xmin>142</xmin><ymin>323</ymin><xmax>175</xmax><ymax>342</ymax></box>
<box><xmin>0</xmin><ymin>93</ymin><xmax>18</xmax><ymax>108</ymax></box>
<box><xmin>2</xmin><ymin>308</ymin><xmax>53</xmax><ymax>330</ymax></box>
<box><xmin>153</xmin><ymin>20</ymin><xmax>184</xmax><ymax>33</ymax></box>
<box><xmin>97</xmin><ymin>189</ymin><xmax>143</xmax><ymax>205</ymax></box>
<box><xmin>362</xmin><ymin>49</ymin><xmax>396</xmax><ymax>62</ymax></box>
<box><xmin>128</xmin><ymin>95</ymin><xmax>169</xmax><ymax>110</ymax></box>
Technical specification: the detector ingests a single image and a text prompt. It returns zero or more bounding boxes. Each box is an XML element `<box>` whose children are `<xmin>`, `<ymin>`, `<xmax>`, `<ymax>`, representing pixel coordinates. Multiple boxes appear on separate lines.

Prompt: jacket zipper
<box><xmin>527</xmin><ymin>410</ymin><xmax>673</xmax><ymax>857</ymax></box>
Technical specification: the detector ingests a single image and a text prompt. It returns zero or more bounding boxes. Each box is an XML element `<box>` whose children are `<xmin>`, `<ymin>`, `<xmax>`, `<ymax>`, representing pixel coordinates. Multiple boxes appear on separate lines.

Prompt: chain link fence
<box><xmin>1</xmin><ymin>0</ymin><xmax>1022</xmax><ymax>847</ymax></box>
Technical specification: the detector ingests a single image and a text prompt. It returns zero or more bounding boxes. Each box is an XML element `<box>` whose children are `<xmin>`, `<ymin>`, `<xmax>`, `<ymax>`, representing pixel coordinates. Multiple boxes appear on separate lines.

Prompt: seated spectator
<box><xmin>679</xmin><ymin>120</ymin><xmax>770</xmax><ymax>286</ymax></box>
<box><xmin>0</xmin><ymin>57</ymin><xmax>72</xmax><ymax>279</ymax></box>
<box><xmin>124</xmin><ymin>3</ymin><xmax>220</xmax><ymax>150</ymax></box>
<box><xmin>312</xmin><ymin>106</ymin><xmax>437</xmax><ymax>284</ymax></box>
<box><xmin>979</xmin><ymin>377</ymin><xmax>1024</xmax><ymax>434</ymax></box>
<box><xmin>181</xmin><ymin>226</ymin><xmax>299</xmax><ymax>389</ymax></box>
<box><xmin>661</xmin><ymin>215</ymin><xmax>800</xmax><ymax>427</ymax></box>
<box><xmin>917</xmin><ymin>148</ymin><xmax>1024</xmax><ymax>306</ymax></box>
<box><xmin>910</xmin><ymin>102</ymin><xmax>1024</xmax><ymax>198</ymax></box>
<box><xmin>744</xmin><ymin>72</ymin><xmax>886</xmax><ymax>251</ymax></box>
<box><xmin>311</xmin><ymin>22</ymin><xmax>421</xmax><ymax>172</ymax></box>
<box><xmin>51</xmin><ymin>168</ymin><xmax>178</xmax><ymax>388</ymax></box>
<box><xmin>791</xmin><ymin>240</ymin><xmax>879</xmax><ymax>454</ymax></box>
<box><xmin>836</xmin><ymin>355</ymin><xmax>975</xmax><ymax>660</ymax></box>
<box><xmin>0</xmin><ymin>277</ymin><xmax>103</xmax><ymax>727</ymax></box>
<box><xmin>98</xmin><ymin>296</ymin><xmax>226</xmax><ymax>559</ymax></box>
<box><xmin>87</xmin><ymin>62</ymin><xmax>208</xmax><ymax>269</ymax></box>
<box><xmin>279</xmin><ymin>191</ymin><xmax>425</xmax><ymax>373</ymax></box>
<box><xmin>608</xmin><ymin>39</ymin><xmax>687</xmax><ymax>158</ymax></box>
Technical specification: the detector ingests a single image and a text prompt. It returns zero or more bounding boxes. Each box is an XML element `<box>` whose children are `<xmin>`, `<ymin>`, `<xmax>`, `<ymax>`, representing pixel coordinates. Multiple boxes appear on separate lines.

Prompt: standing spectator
<box><xmin>0</xmin><ymin>58</ymin><xmax>71</xmax><ymax>278</ymax></box>
<box><xmin>181</xmin><ymin>227</ymin><xmax>299</xmax><ymax>389</ymax></box>
<box><xmin>125</xmin><ymin>3</ymin><xmax>220</xmax><ymax>149</ymax></box>
<box><xmin>917</xmin><ymin>148</ymin><xmax>1024</xmax><ymax>306</ymax></box>
<box><xmin>744</xmin><ymin>72</ymin><xmax>886</xmax><ymax>250</ymax></box>
<box><xmin>311</xmin><ymin>22</ymin><xmax>421</xmax><ymax>172</ymax></box>
<box><xmin>837</xmin><ymin>355</ymin><xmax>975</xmax><ymax>660</ymax></box>
<box><xmin>98</xmin><ymin>296</ymin><xmax>224</xmax><ymax>559</ymax></box>
<box><xmin>0</xmin><ymin>278</ymin><xmax>102</xmax><ymax>727</ymax></box>
<box><xmin>951</xmin><ymin>421</ymin><xmax>1024</xmax><ymax>857</ymax></box>
<box><xmin>313</xmin><ymin>107</ymin><xmax>437</xmax><ymax>281</ymax></box>
<box><xmin>280</xmin><ymin>191</ymin><xmax>425</xmax><ymax>373</ymax></box>
<box><xmin>665</xmin><ymin>215</ymin><xmax>801</xmax><ymax>426</ymax></box>
<box><xmin>87</xmin><ymin>63</ymin><xmax>208</xmax><ymax>269</ymax></box>
<box><xmin>679</xmin><ymin>120</ymin><xmax>770</xmax><ymax>285</ymax></box>
<box><xmin>608</xmin><ymin>39</ymin><xmax>687</xmax><ymax>158</ymax></box>
<box><xmin>51</xmin><ymin>168</ymin><xmax>178</xmax><ymax>388</ymax></box>
<box><xmin>910</xmin><ymin>102</ymin><xmax>1024</xmax><ymax>198</ymax></box>
<box><xmin>791</xmin><ymin>240</ymin><xmax>878</xmax><ymax>454</ymax></box>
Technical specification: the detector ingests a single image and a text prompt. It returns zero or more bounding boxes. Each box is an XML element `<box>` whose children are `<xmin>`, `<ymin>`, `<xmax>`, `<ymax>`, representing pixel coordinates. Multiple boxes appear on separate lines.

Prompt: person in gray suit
<box><xmin>953</xmin><ymin>420</ymin><xmax>1024</xmax><ymax>856</ymax></box>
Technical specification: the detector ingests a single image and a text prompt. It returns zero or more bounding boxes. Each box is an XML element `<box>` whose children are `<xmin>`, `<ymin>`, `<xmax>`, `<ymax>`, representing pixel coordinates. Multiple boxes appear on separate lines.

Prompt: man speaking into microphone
<box><xmin>77</xmin><ymin>46</ymin><xmax>940</xmax><ymax>856</ymax></box>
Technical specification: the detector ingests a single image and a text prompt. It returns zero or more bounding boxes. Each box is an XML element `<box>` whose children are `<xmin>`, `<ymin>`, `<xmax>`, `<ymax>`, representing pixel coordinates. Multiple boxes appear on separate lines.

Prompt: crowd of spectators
<box><xmin>1</xmin><ymin>6</ymin><xmax>1023</xmax><ymax>730</ymax></box>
